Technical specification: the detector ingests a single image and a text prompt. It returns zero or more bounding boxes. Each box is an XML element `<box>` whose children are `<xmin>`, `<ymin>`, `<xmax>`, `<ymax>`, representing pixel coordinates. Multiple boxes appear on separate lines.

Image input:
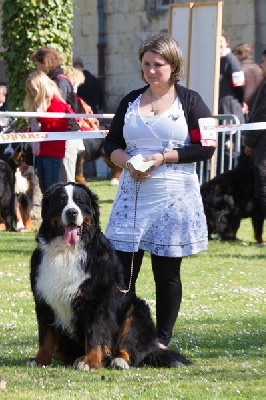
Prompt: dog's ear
<box><xmin>41</xmin><ymin>183</ymin><xmax>62</xmax><ymax>219</ymax></box>
<box><xmin>75</xmin><ymin>183</ymin><xmax>100</xmax><ymax>226</ymax></box>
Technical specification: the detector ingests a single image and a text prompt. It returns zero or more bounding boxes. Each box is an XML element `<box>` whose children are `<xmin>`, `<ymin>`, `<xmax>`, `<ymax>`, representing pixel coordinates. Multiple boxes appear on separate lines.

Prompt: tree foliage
<box><xmin>1</xmin><ymin>0</ymin><xmax>75</xmax><ymax>110</ymax></box>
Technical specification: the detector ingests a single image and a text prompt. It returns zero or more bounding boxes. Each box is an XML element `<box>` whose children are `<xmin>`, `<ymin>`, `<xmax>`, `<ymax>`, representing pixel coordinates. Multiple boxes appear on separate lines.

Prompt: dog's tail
<box><xmin>142</xmin><ymin>349</ymin><xmax>191</xmax><ymax>367</ymax></box>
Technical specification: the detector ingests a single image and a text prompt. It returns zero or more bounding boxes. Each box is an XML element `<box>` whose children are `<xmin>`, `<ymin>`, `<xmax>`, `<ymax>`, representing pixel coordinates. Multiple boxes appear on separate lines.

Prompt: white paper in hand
<box><xmin>128</xmin><ymin>154</ymin><xmax>155</xmax><ymax>172</ymax></box>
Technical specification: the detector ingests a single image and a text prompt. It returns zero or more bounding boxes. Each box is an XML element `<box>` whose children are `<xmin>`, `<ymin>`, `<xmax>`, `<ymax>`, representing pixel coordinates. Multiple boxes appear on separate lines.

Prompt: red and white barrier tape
<box><xmin>0</xmin><ymin>130</ymin><xmax>108</xmax><ymax>144</ymax></box>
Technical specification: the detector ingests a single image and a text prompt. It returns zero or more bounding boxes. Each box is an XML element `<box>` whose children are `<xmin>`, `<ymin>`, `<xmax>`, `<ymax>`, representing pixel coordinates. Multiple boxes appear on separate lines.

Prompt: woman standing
<box><xmin>24</xmin><ymin>70</ymin><xmax>72</xmax><ymax>193</ymax></box>
<box><xmin>104</xmin><ymin>33</ymin><xmax>216</xmax><ymax>349</ymax></box>
<box><xmin>31</xmin><ymin>47</ymin><xmax>81</xmax><ymax>183</ymax></box>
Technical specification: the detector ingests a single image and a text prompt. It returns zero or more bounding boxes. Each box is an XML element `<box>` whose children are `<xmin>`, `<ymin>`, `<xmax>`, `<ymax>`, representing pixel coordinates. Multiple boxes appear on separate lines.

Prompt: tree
<box><xmin>1</xmin><ymin>0</ymin><xmax>75</xmax><ymax>110</ymax></box>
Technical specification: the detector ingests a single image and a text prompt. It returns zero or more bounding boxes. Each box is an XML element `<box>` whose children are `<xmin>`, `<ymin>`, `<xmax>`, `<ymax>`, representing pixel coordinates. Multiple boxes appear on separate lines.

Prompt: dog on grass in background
<box><xmin>27</xmin><ymin>182</ymin><xmax>190</xmax><ymax>370</ymax></box>
<box><xmin>200</xmin><ymin>153</ymin><xmax>264</xmax><ymax>244</ymax></box>
<box><xmin>0</xmin><ymin>143</ymin><xmax>36</xmax><ymax>231</ymax></box>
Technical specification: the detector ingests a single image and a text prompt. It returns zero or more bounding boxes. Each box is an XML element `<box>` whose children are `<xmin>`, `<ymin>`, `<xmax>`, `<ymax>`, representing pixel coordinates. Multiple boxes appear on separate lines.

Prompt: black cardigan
<box><xmin>104</xmin><ymin>84</ymin><xmax>215</xmax><ymax>163</ymax></box>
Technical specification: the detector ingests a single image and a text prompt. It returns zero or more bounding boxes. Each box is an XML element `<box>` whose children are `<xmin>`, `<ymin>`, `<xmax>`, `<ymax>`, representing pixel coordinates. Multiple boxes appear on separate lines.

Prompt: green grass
<box><xmin>0</xmin><ymin>180</ymin><xmax>265</xmax><ymax>399</ymax></box>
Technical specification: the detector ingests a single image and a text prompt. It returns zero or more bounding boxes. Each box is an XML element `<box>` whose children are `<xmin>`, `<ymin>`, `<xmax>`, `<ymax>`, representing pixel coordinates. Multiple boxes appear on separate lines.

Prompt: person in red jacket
<box><xmin>24</xmin><ymin>70</ymin><xmax>73</xmax><ymax>194</ymax></box>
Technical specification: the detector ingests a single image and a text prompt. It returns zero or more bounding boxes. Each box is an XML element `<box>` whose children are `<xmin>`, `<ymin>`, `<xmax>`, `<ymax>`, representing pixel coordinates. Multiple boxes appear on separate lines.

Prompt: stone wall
<box><xmin>0</xmin><ymin>0</ymin><xmax>259</xmax><ymax>111</ymax></box>
<box><xmin>72</xmin><ymin>0</ymin><xmax>256</xmax><ymax>112</ymax></box>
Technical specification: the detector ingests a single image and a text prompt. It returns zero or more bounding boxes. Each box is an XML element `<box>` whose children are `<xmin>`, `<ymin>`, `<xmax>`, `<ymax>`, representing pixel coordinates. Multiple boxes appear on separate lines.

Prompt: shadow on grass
<box><xmin>1</xmin><ymin>315</ymin><xmax>264</xmax><ymax>369</ymax></box>
<box><xmin>173</xmin><ymin>315</ymin><xmax>265</xmax><ymax>359</ymax></box>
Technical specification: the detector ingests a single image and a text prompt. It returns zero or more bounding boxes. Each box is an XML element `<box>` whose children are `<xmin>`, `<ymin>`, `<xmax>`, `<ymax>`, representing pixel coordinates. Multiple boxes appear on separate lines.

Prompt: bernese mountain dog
<box><xmin>0</xmin><ymin>143</ymin><xmax>35</xmax><ymax>231</ymax></box>
<box><xmin>201</xmin><ymin>153</ymin><xmax>264</xmax><ymax>243</ymax></box>
<box><xmin>27</xmin><ymin>182</ymin><xmax>190</xmax><ymax>370</ymax></box>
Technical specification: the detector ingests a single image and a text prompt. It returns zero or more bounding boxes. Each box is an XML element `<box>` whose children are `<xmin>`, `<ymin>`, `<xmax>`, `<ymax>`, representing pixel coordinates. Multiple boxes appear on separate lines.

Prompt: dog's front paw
<box><xmin>110</xmin><ymin>357</ymin><xmax>130</xmax><ymax>370</ymax></box>
<box><xmin>26</xmin><ymin>358</ymin><xmax>45</xmax><ymax>368</ymax></box>
<box><xmin>73</xmin><ymin>357</ymin><xmax>91</xmax><ymax>371</ymax></box>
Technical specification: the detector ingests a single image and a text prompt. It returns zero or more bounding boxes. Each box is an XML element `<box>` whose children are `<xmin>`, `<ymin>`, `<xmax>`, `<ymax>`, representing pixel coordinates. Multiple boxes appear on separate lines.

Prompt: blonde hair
<box><xmin>64</xmin><ymin>66</ymin><xmax>85</xmax><ymax>91</ymax></box>
<box><xmin>24</xmin><ymin>70</ymin><xmax>65</xmax><ymax>112</ymax></box>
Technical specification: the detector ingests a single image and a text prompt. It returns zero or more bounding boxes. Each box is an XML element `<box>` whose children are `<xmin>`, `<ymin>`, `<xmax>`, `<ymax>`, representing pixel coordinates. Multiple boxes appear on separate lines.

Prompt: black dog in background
<box><xmin>200</xmin><ymin>153</ymin><xmax>264</xmax><ymax>244</ymax></box>
<box><xmin>0</xmin><ymin>143</ymin><xmax>36</xmax><ymax>231</ymax></box>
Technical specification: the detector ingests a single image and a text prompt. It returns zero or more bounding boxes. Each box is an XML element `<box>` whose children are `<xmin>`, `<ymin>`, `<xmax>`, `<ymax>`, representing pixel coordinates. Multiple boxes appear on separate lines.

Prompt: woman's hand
<box><xmin>128</xmin><ymin>153</ymin><xmax>165</xmax><ymax>182</ymax></box>
<box><xmin>144</xmin><ymin>152</ymin><xmax>164</xmax><ymax>167</ymax></box>
<box><xmin>127</xmin><ymin>163</ymin><xmax>150</xmax><ymax>182</ymax></box>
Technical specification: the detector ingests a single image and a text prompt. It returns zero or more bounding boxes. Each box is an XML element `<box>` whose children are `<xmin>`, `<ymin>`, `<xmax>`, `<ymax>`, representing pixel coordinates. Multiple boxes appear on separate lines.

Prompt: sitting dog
<box><xmin>0</xmin><ymin>143</ymin><xmax>35</xmax><ymax>231</ymax></box>
<box><xmin>200</xmin><ymin>153</ymin><xmax>264</xmax><ymax>243</ymax></box>
<box><xmin>14</xmin><ymin>164</ymin><xmax>36</xmax><ymax>231</ymax></box>
<box><xmin>27</xmin><ymin>182</ymin><xmax>190</xmax><ymax>370</ymax></box>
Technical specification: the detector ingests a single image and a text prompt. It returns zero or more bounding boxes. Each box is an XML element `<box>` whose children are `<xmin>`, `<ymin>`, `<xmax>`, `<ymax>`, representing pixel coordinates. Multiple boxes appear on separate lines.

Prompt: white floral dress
<box><xmin>105</xmin><ymin>95</ymin><xmax>208</xmax><ymax>257</ymax></box>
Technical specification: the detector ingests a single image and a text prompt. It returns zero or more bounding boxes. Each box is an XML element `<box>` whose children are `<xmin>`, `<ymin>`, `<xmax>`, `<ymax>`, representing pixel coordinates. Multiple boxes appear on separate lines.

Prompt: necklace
<box><xmin>150</xmin><ymin>86</ymin><xmax>173</xmax><ymax>113</ymax></box>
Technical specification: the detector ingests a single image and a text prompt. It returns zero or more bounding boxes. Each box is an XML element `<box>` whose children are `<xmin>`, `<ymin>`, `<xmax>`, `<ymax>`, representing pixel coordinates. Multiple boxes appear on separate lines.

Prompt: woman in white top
<box><xmin>104</xmin><ymin>33</ymin><xmax>216</xmax><ymax>348</ymax></box>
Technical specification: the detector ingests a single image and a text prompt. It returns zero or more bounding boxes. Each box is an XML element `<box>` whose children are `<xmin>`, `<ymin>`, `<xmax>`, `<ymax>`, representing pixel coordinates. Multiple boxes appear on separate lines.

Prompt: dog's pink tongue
<box><xmin>64</xmin><ymin>225</ymin><xmax>79</xmax><ymax>246</ymax></box>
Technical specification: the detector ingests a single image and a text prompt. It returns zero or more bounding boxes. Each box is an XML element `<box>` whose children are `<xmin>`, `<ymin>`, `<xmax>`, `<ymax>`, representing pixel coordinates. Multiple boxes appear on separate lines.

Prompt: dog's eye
<box><xmin>74</xmin><ymin>195</ymin><xmax>82</xmax><ymax>205</ymax></box>
<box><xmin>59</xmin><ymin>193</ymin><xmax>67</xmax><ymax>204</ymax></box>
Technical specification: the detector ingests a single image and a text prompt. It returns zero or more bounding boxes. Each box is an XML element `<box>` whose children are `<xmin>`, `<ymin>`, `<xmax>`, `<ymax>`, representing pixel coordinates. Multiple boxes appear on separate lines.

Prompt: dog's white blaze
<box><xmin>62</xmin><ymin>185</ymin><xmax>83</xmax><ymax>226</ymax></box>
<box><xmin>15</xmin><ymin>168</ymin><xmax>28</xmax><ymax>194</ymax></box>
<box><xmin>37</xmin><ymin>238</ymin><xmax>89</xmax><ymax>334</ymax></box>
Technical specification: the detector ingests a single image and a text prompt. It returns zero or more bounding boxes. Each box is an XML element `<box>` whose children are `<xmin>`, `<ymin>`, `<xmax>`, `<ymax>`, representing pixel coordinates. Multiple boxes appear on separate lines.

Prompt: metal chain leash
<box><xmin>116</xmin><ymin>181</ymin><xmax>141</xmax><ymax>294</ymax></box>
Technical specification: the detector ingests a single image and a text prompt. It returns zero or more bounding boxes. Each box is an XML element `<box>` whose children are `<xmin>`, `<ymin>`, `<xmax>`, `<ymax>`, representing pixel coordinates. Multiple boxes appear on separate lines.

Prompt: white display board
<box><xmin>169</xmin><ymin>2</ymin><xmax>223</xmax><ymax>114</ymax></box>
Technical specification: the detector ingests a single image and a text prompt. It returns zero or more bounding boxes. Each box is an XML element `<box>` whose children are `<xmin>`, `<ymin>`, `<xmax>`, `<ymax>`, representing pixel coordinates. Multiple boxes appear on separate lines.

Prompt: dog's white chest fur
<box><xmin>36</xmin><ymin>238</ymin><xmax>89</xmax><ymax>334</ymax></box>
<box><xmin>15</xmin><ymin>168</ymin><xmax>28</xmax><ymax>194</ymax></box>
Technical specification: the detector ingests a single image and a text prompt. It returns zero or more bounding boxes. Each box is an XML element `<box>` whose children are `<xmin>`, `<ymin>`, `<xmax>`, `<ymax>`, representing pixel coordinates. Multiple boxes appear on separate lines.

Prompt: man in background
<box><xmin>232</xmin><ymin>43</ymin><xmax>263</xmax><ymax>112</ymax></box>
<box><xmin>219</xmin><ymin>31</ymin><xmax>247</xmax><ymax>123</ymax></box>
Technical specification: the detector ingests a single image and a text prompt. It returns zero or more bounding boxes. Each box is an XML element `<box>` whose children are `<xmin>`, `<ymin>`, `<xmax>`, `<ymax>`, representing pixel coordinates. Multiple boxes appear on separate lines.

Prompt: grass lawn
<box><xmin>0</xmin><ymin>180</ymin><xmax>265</xmax><ymax>399</ymax></box>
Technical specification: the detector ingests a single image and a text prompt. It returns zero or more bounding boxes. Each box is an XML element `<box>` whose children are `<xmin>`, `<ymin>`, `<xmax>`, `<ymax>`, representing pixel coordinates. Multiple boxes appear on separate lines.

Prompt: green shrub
<box><xmin>1</xmin><ymin>0</ymin><xmax>75</xmax><ymax>110</ymax></box>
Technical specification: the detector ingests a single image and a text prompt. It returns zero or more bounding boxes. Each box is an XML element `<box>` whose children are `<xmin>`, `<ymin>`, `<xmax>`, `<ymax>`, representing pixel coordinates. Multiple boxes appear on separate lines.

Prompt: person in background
<box><xmin>0</xmin><ymin>84</ymin><xmax>9</xmax><ymax>130</ymax></box>
<box><xmin>23</xmin><ymin>70</ymin><xmax>73</xmax><ymax>194</ymax></box>
<box><xmin>31</xmin><ymin>47</ymin><xmax>80</xmax><ymax>183</ymax></box>
<box><xmin>232</xmin><ymin>43</ymin><xmax>263</xmax><ymax>112</ymax></box>
<box><xmin>72</xmin><ymin>57</ymin><xmax>104</xmax><ymax>182</ymax></box>
<box><xmin>104</xmin><ymin>33</ymin><xmax>216</xmax><ymax>349</ymax></box>
<box><xmin>244</xmin><ymin>49</ymin><xmax>266</xmax><ymax>224</ymax></box>
<box><xmin>0</xmin><ymin>84</ymin><xmax>8</xmax><ymax>111</ymax></box>
<box><xmin>73</xmin><ymin>57</ymin><xmax>104</xmax><ymax>114</ymax></box>
<box><xmin>219</xmin><ymin>31</ymin><xmax>247</xmax><ymax>122</ymax></box>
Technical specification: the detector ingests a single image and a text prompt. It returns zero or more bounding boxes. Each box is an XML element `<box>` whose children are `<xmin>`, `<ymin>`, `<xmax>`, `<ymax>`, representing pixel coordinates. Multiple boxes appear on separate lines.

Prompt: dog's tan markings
<box><xmin>116</xmin><ymin>348</ymin><xmax>130</xmax><ymax>362</ymax></box>
<box><xmin>34</xmin><ymin>328</ymin><xmax>59</xmax><ymax>366</ymax></box>
<box><xmin>75</xmin><ymin>345</ymin><xmax>102</xmax><ymax>371</ymax></box>
<box><xmin>73</xmin><ymin>193</ymin><xmax>80</xmax><ymax>201</ymax></box>
<box><xmin>19</xmin><ymin>205</ymin><xmax>34</xmax><ymax>231</ymax></box>
<box><xmin>83</xmin><ymin>216</ymin><xmax>93</xmax><ymax>227</ymax></box>
<box><xmin>118</xmin><ymin>306</ymin><xmax>133</xmax><ymax>343</ymax></box>
<box><xmin>114</xmin><ymin>305</ymin><xmax>133</xmax><ymax>365</ymax></box>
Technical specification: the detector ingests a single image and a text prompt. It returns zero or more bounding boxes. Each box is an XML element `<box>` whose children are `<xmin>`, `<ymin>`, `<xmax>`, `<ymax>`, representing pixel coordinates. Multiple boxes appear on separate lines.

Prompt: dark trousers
<box><xmin>116</xmin><ymin>249</ymin><xmax>182</xmax><ymax>346</ymax></box>
<box><xmin>35</xmin><ymin>156</ymin><xmax>62</xmax><ymax>194</ymax></box>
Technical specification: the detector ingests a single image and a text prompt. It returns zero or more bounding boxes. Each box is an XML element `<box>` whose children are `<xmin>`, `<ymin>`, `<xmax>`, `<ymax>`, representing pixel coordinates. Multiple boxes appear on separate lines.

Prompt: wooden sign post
<box><xmin>169</xmin><ymin>1</ymin><xmax>223</xmax><ymax>179</ymax></box>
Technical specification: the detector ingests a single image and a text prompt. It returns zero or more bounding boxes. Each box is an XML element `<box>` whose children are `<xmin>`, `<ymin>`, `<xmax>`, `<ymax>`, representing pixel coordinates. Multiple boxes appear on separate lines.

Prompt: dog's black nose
<box><xmin>65</xmin><ymin>208</ymin><xmax>78</xmax><ymax>222</ymax></box>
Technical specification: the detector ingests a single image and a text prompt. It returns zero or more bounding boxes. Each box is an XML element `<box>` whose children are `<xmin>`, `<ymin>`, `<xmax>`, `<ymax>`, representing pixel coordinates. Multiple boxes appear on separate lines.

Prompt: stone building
<box><xmin>0</xmin><ymin>0</ymin><xmax>265</xmax><ymax>112</ymax></box>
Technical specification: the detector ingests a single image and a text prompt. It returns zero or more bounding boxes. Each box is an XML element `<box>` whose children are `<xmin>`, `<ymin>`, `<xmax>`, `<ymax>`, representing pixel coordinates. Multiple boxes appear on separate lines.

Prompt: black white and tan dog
<box><xmin>27</xmin><ymin>182</ymin><xmax>190</xmax><ymax>370</ymax></box>
<box><xmin>0</xmin><ymin>143</ymin><xmax>35</xmax><ymax>231</ymax></box>
<box><xmin>76</xmin><ymin>138</ymin><xmax>122</xmax><ymax>185</ymax></box>
<box><xmin>200</xmin><ymin>153</ymin><xmax>264</xmax><ymax>244</ymax></box>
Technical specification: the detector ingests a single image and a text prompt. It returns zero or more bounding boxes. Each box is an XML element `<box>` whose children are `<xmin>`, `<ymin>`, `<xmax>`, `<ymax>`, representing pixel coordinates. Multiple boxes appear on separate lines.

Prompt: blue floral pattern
<box><xmin>105</xmin><ymin>96</ymin><xmax>208</xmax><ymax>257</ymax></box>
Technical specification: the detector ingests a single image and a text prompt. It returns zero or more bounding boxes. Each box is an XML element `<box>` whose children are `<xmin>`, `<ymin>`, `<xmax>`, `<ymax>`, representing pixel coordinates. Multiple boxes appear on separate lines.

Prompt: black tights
<box><xmin>116</xmin><ymin>250</ymin><xmax>182</xmax><ymax>346</ymax></box>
